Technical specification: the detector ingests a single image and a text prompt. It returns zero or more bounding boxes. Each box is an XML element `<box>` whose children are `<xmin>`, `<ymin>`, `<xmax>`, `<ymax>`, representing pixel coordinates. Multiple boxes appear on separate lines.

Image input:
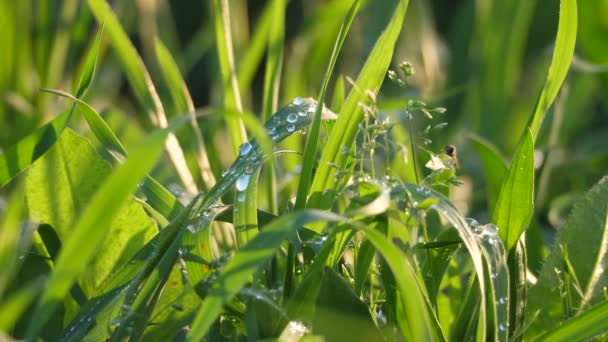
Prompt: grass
<box><xmin>0</xmin><ymin>0</ymin><xmax>607</xmax><ymax>341</ymax></box>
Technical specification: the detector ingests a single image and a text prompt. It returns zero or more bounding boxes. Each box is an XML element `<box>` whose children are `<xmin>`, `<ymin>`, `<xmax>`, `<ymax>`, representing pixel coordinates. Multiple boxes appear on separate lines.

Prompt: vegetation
<box><xmin>0</xmin><ymin>0</ymin><xmax>607</xmax><ymax>341</ymax></box>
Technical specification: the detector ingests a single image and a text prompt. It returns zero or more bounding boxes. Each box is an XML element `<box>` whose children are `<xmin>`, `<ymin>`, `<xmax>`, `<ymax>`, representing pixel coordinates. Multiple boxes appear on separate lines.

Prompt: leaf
<box><xmin>74</xmin><ymin>24</ymin><xmax>104</xmax><ymax>98</ymax></box>
<box><xmin>492</xmin><ymin>129</ymin><xmax>534</xmax><ymax>252</ymax></box>
<box><xmin>527</xmin><ymin>176</ymin><xmax>608</xmax><ymax>335</ymax></box>
<box><xmin>308</xmin><ymin>0</ymin><xmax>410</xmax><ymax>214</ymax></box>
<box><xmin>87</xmin><ymin>0</ymin><xmax>197</xmax><ymax>193</ymax></box>
<box><xmin>530</xmin><ymin>300</ymin><xmax>608</xmax><ymax>342</ymax></box>
<box><xmin>212</xmin><ymin>0</ymin><xmax>247</xmax><ymax>155</ymax></box>
<box><xmin>0</xmin><ymin>109</ymin><xmax>72</xmax><ymax>188</ymax></box>
<box><xmin>26</xmin><ymin>129</ymin><xmax>157</xmax><ymax>293</ymax></box>
<box><xmin>313</xmin><ymin>267</ymin><xmax>383</xmax><ymax>341</ymax></box>
<box><xmin>25</xmin><ymin>124</ymin><xmax>177</xmax><ymax>340</ymax></box>
<box><xmin>528</xmin><ymin>0</ymin><xmax>578</xmax><ymax>140</ymax></box>
<box><xmin>187</xmin><ymin>210</ymin><xmax>347</xmax><ymax>341</ymax></box>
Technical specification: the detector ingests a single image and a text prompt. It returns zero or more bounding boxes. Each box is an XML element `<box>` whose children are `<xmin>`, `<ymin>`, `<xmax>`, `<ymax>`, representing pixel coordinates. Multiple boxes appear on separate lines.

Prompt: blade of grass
<box><xmin>154</xmin><ymin>38</ymin><xmax>217</xmax><ymax>190</ymax></box>
<box><xmin>530</xmin><ymin>300</ymin><xmax>608</xmax><ymax>342</ymax></box>
<box><xmin>260</xmin><ymin>0</ymin><xmax>286</xmax><ymax>214</ymax></box>
<box><xmin>74</xmin><ymin>23</ymin><xmax>104</xmax><ymax>98</ymax></box>
<box><xmin>308</xmin><ymin>0</ymin><xmax>410</xmax><ymax>215</ymax></box>
<box><xmin>25</xmin><ymin>121</ymin><xmax>185</xmax><ymax>340</ymax></box>
<box><xmin>492</xmin><ymin>0</ymin><xmax>577</xmax><ymax>253</ymax></box>
<box><xmin>295</xmin><ymin>0</ymin><xmax>360</xmax><ymax>211</ymax></box>
<box><xmin>527</xmin><ymin>0</ymin><xmax>578</xmax><ymax>140</ymax></box>
<box><xmin>213</xmin><ymin>0</ymin><xmax>248</xmax><ymax>156</ymax></box>
<box><xmin>493</xmin><ymin>129</ymin><xmax>534</xmax><ymax>252</ymax></box>
<box><xmin>87</xmin><ymin>0</ymin><xmax>198</xmax><ymax>193</ymax></box>
<box><xmin>187</xmin><ymin>210</ymin><xmax>348</xmax><ymax>341</ymax></box>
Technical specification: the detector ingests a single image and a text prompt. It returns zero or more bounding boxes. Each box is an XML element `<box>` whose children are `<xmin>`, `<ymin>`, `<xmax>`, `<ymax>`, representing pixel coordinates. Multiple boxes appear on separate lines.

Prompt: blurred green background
<box><xmin>1</xmin><ymin>0</ymin><xmax>606</xmax><ymax>262</ymax></box>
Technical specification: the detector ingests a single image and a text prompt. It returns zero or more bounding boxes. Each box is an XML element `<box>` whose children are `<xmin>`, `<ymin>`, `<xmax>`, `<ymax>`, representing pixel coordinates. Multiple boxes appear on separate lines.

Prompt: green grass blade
<box><xmin>469</xmin><ymin>135</ymin><xmax>508</xmax><ymax>212</ymax></box>
<box><xmin>213</xmin><ymin>0</ymin><xmax>247</xmax><ymax>156</ymax></box>
<box><xmin>41</xmin><ymin>88</ymin><xmax>128</xmax><ymax>160</ymax></box>
<box><xmin>154</xmin><ymin>38</ymin><xmax>216</xmax><ymax>190</ymax></box>
<box><xmin>295</xmin><ymin>0</ymin><xmax>360</xmax><ymax>211</ymax></box>
<box><xmin>25</xmin><ymin>123</ymin><xmax>182</xmax><ymax>340</ymax></box>
<box><xmin>260</xmin><ymin>0</ymin><xmax>286</xmax><ymax>214</ymax></box>
<box><xmin>187</xmin><ymin>210</ymin><xmax>347</xmax><ymax>341</ymax></box>
<box><xmin>87</xmin><ymin>0</ymin><xmax>197</xmax><ymax>193</ymax></box>
<box><xmin>0</xmin><ymin>109</ymin><xmax>72</xmax><ymax>188</ymax></box>
<box><xmin>492</xmin><ymin>129</ymin><xmax>534</xmax><ymax>252</ymax></box>
<box><xmin>354</xmin><ymin>222</ymin><xmax>444</xmax><ymax>341</ymax></box>
<box><xmin>74</xmin><ymin>23</ymin><xmax>104</xmax><ymax>98</ymax></box>
<box><xmin>528</xmin><ymin>0</ymin><xmax>578</xmax><ymax>140</ymax></box>
<box><xmin>234</xmin><ymin>169</ymin><xmax>261</xmax><ymax>247</ymax></box>
<box><xmin>531</xmin><ymin>300</ymin><xmax>608</xmax><ymax>342</ymax></box>
<box><xmin>308</xmin><ymin>0</ymin><xmax>410</xmax><ymax>213</ymax></box>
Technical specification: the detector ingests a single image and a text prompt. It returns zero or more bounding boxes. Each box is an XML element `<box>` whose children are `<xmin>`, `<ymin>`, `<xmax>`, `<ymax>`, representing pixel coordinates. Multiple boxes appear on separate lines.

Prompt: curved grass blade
<box><xmin>154</xmin><ymin>38</ymin><xmax>216</xmax><ymax>190</ymax></box>
<box><xmin>187</xmin><ymin>210</ymin><xmax>347</xmax><ymax>342</ymax></box>
<box><xmin>528</xmin><ymin>0</ymin><xmax>577</xmax><ymax>140</ymax></box>
<box><xmin>0</xmin><ymin>109</ymin><xmax>72</xmax><ymax>188</ymax></box>
<box><xmin>74</xmin><ymin>23</ymin><xmax>104</xmax><ymax>98</ymax></box>
<box><xmin>530</xmin><ymin>300</ymin><xmax>608</xmax><ymax>342</ymax></box>
<box><xmin>213</xmin><ymin>0</ymin><xmax>247</xmax><ymax>156</ymax></box>
<box><xmin>493</xmin><ymin>0</ymin><xmax>577</xmax><ymax>254</ymax></box>
<box><xmin>25</xmin><ymin>122</ymin><xmax>185</xmax><ymax>340</ymax></box>
<box><xmin>260</xmin><ymin>0</ymin><xmax>286</xmax><ymax>214</ymax></box>
<box><xmin>87</xmin><ymin>0</ymin><xmax>197</xmax><ymax>193</ymax></box>
<box><xmin>60</xmin><ymin>196</ymin><xmax>201</xmax><ymax>341</ymax></box>
<box><xmin>295</xmin><ymin>0</ymin><xmax>360</xmax><ymax>210</ymax></box>
<box><xmin>398</xmin><ymin>183</ymin><xmax>511</xmax><ymax>341</ymax></box>
<box><xmin>308</xmin><ymin>0</ymin><xmax>410</xmax><ymax>213</ymax></box>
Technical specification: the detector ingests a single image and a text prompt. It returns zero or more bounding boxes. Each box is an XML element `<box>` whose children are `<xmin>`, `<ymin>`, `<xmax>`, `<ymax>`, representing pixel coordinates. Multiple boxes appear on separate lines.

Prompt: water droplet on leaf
<box><xmin>292</xmin><ymin>97</ymin><xmax>303</xmax><ymax>105</ymax></box>
<box><xmin>287</xmin><ymin>113</ymin><xmax>298</xmax><ymax>123</ymax></box>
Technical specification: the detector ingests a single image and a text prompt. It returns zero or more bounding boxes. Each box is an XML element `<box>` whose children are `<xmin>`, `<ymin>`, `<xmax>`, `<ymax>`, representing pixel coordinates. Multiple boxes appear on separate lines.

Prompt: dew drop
<box><xmin>499</xmin><ymin>323</ymin><xmax>509</xmax><ymax>331</ymax></box>
<box><xmin>236</xmin><ymin>174</ymin><xmax>252</xmax><ymax>191</ymax></box>
<box><xmin>308</xmin><ymin>104</ymin><xmax>317</xmax><ymax>113</ymax></box>
<box><xmin>298</xmin><ymin>110</ymin><xmax>307</xmax><ymax>117</ymax></box>
<box><xmin>287</xmin><ymin>113</ymin><xmax>298</xmax><ymax>123</ymax></box>
<box><xmin>299</xmin><ymin>128</ymin><xmax>307</xmax><ymax>135</ymax></box>
<box><xmin>237</xmin><ymin>193</ymin><xmax>246</xmax><ymax>202</ymax></box>
<box><xmin>292</xmin><ymin>97</ymin><xmax>303</xmax><ymax>105</ymax></box>
<box><xmin>491</xmin><ymin>272</ymin><xmax>498</xmax><ymax>279</ymax></box>
<box><xmin>186</xmin><ymin>224</ymin><xmax>196</xmax><ymax>233</ymax></box>
<box><xmin>239</xmin><ymin>142</ymin><xmax>253</xmax><ymax>156</ymax></box>
<box><xmin>268</xmin><ymin>126</ymin><xmax>277</xmax><ymax>135</ymax></box>
<box><xmin>498</xmin><ymin>296</ymin><xmax>507</xmax><ymax>305</ymax></box>
<box><xmin>221</xmin><ymin>168</ymin><xmax>231</xmax><ymax>177</ymax></box>
<box><xmin>287</xmin><ymin>124</ymin><xmax>296</xmax><ymax>132</ymax></box>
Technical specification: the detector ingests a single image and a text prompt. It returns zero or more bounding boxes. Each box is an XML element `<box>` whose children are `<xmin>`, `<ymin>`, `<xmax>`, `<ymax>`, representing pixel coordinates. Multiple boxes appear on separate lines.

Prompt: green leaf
<box><xmin>313</xmin><ymin>267</ymin><xmax>383</xmax><ymax>341</ymax></box>
<box><xmin>469</xmin><ymin>135</ymin><xmax>508</xmax><ymax>212</ymax></box>
<box><xmin>187</xmin><ymin>210</ymin><xmax>347</xmax><ymax>341</ymax></box>
<box><xmin>308</xmin><ymin>0</ymin><xmax>410</xmax><ymax>214</ymax></box>
<box><xmin>26</xmin><ymin>129</ymin><xmax>157</xmax><ymax>293</ymax></box>
<box><xmin>530</xmin><ymin>300</ymin><xmax>608</xmax><ymax>342</ymax></box>
<box><xmin>528</xmin><ymin>0</ymin><xmax>578</xmax><ymax>140</ymax></box>
<box><xmin>25</xmin><ymin>124</ymin><xmax>177</xmax><ymax>340</ymax></box>
<box><xmin>492</xmin><ymin>129</ymin><xmax>534</xmax><ymax>252</ymax></box>
<box><xmin>212</xmin><ymin>0</ymin><xmax>247</xmax><ymax>156</ymax></box>
<box><xmin>0</xmin><ymin>110</ymin><xmax>72</xmax><ymax>188</ymax></box>
<box><xmin>74</xmin><ymin>23</ymin><xmax>104</xmax><ymax>98</ymax></box>
<box><xmin>87</xmin><ymin>0</ymin><xmax>197</xmax><ymax>193</ymax></box>
<box><xmin>527</xmin><ymin>176</ymin><xmax>608</xmax><ymax>335</ymax></box>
